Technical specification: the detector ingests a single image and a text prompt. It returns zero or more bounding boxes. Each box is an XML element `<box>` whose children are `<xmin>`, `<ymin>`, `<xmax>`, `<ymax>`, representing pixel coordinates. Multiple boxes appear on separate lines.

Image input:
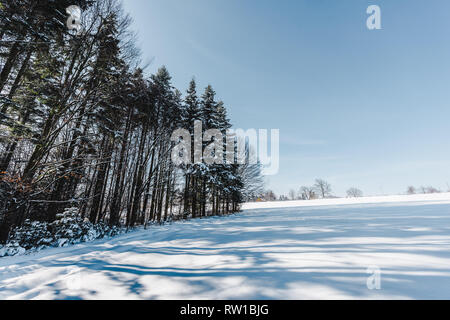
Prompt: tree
<box><xmin>314</xmin><ymin>179</ymin><xmax>332</xmax><ymax>198</ymax></box>
<box><xmin>300</xmin><ymin>186</ymin><xmax>316</xmax><ymax>200</ymax></box>
<box><xmin>407</xmin><ymin>186</ymin><xmax>416</xmax><ymax>195</ymax></box>
<box><xmin>425</xmin><ymin>186</ymin><xmax>440</xmax><ymax>194</ymax></box>
<box><xmin>201</xmin><ymin>85</ymin><xmax>218</xmax><ymax>129</ymax></box>
<box><xmin>0</xmin><ymin>0</ymin><xmax>248</xmax><ymax>244</ymax></box>
<box><xmin>183</xmin><ymin>79</ymin><xmax>201</xmax><ymax>125</ymax></box>
<box><xmin>288</xmin><ymin>189</ymin><xmax>296</xmax><ymax>200</ymax></box>
<box><xmin>263</xmin><ymin>190</ymin><xmax>277</xmax><ymax>202</ymax></box>
<box><xmin>347</xmin><ymin>188</ymin><xmax>363</xmax><ymax>198</ymax></box>
<box><xmin>237</xmin><ymin>143</ymin><xmax>264</xmax><ymax>202</ymax></box>
<box><xmin>418</xmin><ymin>186</ymin><xmax>440</xmax><ymax>194</ymax></box>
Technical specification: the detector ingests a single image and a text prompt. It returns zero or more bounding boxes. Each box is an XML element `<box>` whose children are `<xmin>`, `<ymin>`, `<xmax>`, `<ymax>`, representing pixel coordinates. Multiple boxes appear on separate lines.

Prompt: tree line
<box><xmin>0</xmin><ymin>0</ymin><xmax>263</xmax><ymax>243</ymax></box>
<box><xmin>260</xmin><ymin>179</ymin><xmax>365</xmax><ymax>202</ymax></box>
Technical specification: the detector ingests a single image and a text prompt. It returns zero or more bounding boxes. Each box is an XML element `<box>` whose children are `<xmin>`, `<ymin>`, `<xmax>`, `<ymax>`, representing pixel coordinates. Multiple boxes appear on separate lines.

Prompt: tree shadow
<box><xmin>1</xmin><ymin>201</ymin><xmax>450</xmax><ymax>299</ymax></box>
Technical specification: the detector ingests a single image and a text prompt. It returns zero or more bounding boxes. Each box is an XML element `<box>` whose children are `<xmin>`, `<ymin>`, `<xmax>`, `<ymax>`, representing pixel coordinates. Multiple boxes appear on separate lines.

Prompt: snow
<box><xmin>242</xmin><ymin>192</ymin><xmax>450</xmax><ymax>210</ymax></box>
<box><xmin>1</xmin><ymin>193</ymin><xmax>450</xmax><ymax>299</ymax></box>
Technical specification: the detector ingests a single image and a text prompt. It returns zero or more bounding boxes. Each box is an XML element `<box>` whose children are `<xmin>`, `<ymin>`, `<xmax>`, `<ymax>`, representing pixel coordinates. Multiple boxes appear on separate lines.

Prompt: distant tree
<box><xmin>407</xmin><ymin>186</ymin><xmax>416</xmax><ymax>195</ymax></box>
<box><xmin>288</xmin><ymin>189</ymin><xmax>296</xmax><ymax>200</ymax></box>
<box><xmin>263</xmin><ymin>190</ymin><xmax>277</xmax><ymax>201</ymax></box>
<box><xmin>419</xmin><ymin>186</ymin><xmax>440</xmax><ymax>194</ymax></box>
<box><xmin>314</xmin><ymin>179</ymin><xmax>332</xmax><ymax>198</ymax></box>
<box><xmin>300</xmin><ymin>186</ymin><xmax>316</xmax><ymax>200</ymax></box>
<box><xmin>425</xmin><ymin>186</ymin><xmax>440</xmax><ymax>194</ymax></box>
<box><xmin>347</xmin><ymin>188</ymin><xmax>363</xmax><ymax>198</ymax></box>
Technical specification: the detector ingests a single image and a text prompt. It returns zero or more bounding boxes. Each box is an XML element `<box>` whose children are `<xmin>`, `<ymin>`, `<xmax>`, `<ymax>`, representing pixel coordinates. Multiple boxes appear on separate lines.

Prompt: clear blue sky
<box><xmin>122</xmin><ymin>0</ymin><xmax>450</xmax><ymax>197</ymax></box>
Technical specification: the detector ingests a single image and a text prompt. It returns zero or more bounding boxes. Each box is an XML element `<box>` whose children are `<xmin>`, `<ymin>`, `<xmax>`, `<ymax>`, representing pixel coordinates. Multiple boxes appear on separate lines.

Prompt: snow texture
<box><xmin>1</xmin><ymin>193</ymin><xmax>450</xmax><ymax>299</ymax></box>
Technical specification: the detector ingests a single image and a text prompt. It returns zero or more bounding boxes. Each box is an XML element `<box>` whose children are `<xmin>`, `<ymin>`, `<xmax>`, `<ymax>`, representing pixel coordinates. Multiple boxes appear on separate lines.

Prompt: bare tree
<box><xmin>288</xmin><ymin>189</ymin><xmax>296</xmax><ymax>200</ymax></box>
<box><xmin>425</xmin><ymin>186</ymin><xmax>440</xmax><ymax>194</ymax></box>
<box><xmin>407</xmin><ymin>186</ymin><xmax>416</xmax><ymax>195</ymax></box>
<box><xmin>419</xmin><ymin>186</ymin><xmax>440</xmax><ymax>194</ymax></box>
<box><xmin>300</xmin><ymin>186</ymin><xmax>316</xmax><ymax>200</ymax></box>
<box><xmin>347</xmin><ymin>188</ymin><xmax>363</xmax><ymax>198</ymax></box>
<box><xmin>314</xmin><ymin>179</ymin><xmax>332</xmax><ymax>199</ymax></box>
<box><xmin>263</xmin><ymin>190</ymin><xmax>277</xmax><ymax>202</ymax></box>
<box><xmin>237</xmin><ymin>144</ymin><xmax>264</xmax><ymax>202</ymax></box>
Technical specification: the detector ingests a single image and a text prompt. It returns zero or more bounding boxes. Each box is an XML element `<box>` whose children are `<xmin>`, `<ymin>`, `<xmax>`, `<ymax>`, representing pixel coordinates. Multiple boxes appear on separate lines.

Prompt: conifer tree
<box><xmin>0</xmin><ymin>0</ymin><xmax>261</xmax><ymax>245</ymax></box>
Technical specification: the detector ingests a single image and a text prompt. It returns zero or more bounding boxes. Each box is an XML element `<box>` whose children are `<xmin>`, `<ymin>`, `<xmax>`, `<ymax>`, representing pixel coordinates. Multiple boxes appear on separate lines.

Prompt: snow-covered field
<box><xmin>1</xmin><ymin>193</ymin><xmax>450</xmax><ymax>300</ymax></box>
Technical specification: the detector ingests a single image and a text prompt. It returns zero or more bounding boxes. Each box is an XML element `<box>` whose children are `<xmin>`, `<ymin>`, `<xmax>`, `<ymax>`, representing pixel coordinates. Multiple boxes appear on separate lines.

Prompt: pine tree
<box><xmin>201</xmin><ymin>85</ymin><xmax>218</xmax><ymax>130</ymax></box>
<box><xmin>0</xmin><ymin>0</ymin><xmax>253</xmax><ymax>246</ymax></box>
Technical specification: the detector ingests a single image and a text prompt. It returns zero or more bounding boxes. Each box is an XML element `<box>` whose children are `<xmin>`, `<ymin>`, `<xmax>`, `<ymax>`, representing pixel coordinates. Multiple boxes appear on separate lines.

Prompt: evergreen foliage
<box><xmin>0</xmin><ymin>0</ymin><xmax>264</xmax><ymax>248</ymax></box>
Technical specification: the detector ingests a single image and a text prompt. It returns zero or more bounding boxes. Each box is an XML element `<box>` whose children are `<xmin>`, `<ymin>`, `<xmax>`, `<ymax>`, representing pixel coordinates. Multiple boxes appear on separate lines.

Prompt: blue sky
<box><xmin>122</xmin><ymin>0</ymin><xmax>450</xmax><ymax>197</ymax></box>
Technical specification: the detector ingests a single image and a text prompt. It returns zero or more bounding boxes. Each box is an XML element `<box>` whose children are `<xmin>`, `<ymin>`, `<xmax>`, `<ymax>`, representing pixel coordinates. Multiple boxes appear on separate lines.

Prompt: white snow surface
<box><xmin>1</xmin><ymin>193</ymin><xmax>450</xmax><ymax>300</ymax></box>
